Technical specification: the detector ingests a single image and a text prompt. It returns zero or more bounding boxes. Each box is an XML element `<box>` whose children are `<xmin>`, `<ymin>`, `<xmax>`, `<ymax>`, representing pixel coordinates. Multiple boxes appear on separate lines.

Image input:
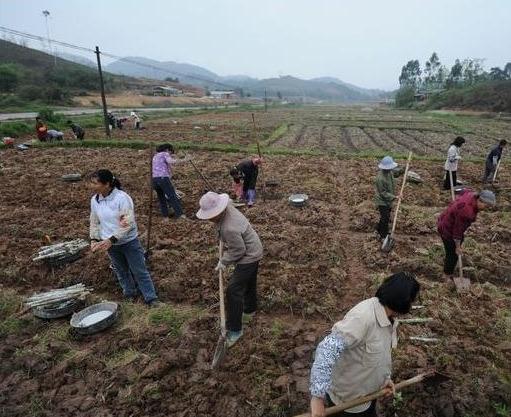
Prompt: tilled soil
<box><xmin>1</xmin><ymin>143</ymin><xmax>511</xmax><ymax>416</ymax></box>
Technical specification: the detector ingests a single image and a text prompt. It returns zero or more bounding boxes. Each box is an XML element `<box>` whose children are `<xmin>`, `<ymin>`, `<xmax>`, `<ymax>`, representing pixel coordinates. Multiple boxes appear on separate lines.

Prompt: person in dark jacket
<box><xmin>437</xmin><ymin>189</ymin><xmax>496</xmax><ymax>283</ymax></box>
<box><xmin>67</xmin><ymin>120</ymin><xmax>85</xmax><ymax>140</ymax></box>
<box><xmin>483</xmin><ymin>140</ymin><xmax>507</xmax><ymax>183</ymax></box>
<box><xmin>237</xmin><ymin>157</ymin><xmax>263</xmax><ymax>206</ymax></box>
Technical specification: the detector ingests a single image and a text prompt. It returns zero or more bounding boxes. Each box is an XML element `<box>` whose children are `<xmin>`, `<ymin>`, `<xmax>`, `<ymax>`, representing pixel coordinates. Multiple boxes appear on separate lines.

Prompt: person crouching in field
<box><xmin>309</xmin><ymin>272</ymin><xmax>420</xmax><ymax>417</ymax></box>
<box><xmin>196</xmin><ymin>191</ymin><xmax>263</xmax><ymax>347</ymax></box>
<box><xmin>437</xmin><ymin>189</ymin><xmax>496</xmax><ymax>284</ymax></box>
<box><xmin>67</xmin><ymin>120</ymin><xmax>85</xmax><ymax>140</ymax></box>
<box><xmin>237</xmin><ymin>157</ymin><xmax>263</xmax><ymax>206</ymax></box>
<box><xmin>35</xmin><ymin>117</ymin><xmax>48</xmax><ymax>141</ymax></box>
<box><xmin>89</xmin><ymin>169</ymin><xmax>160</xmax><ymax>307</ymax></box>
<box><xmin>229</xmin><ymin>165</ymin><xmax>244</xmax><ymax>201</ymax></box>
<box><xmin>375</xmin><ymin>156</ymin><xmax>398</xmax><ymax>240</ymax></box>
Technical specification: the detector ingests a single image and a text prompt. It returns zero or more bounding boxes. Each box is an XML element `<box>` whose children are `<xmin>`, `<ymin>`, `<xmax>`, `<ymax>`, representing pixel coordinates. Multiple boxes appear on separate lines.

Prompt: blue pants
<box><xmin>107</xmin><ymin>238</ymin><xmax>157</xmax><ymax>303</ymax></box>
<box><xmin>152</xmin><ymin>177</ymin><xmax>183</xmax><ymax>218</ymax></box>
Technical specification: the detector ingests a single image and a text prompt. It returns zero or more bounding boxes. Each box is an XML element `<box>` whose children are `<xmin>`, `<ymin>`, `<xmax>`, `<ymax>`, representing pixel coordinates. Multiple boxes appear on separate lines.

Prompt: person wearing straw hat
<box><xmin>437</xmin><ymin>189</ymin><xmax>496</xmax><ymax>284</ymax></box>
<box><xmin>196</xmin><ymin>191</ymin><xmax>263</xmax><ymax>347</ymax></box>
<box><xmin>375</xmin><ymin>156</ymin><xmax>398</xmax><ymax>240</ymax></box>
<box><xmin>483</xmin><ymin>139</ymin><xmax>507</xmax><ymax>183</ymax></box>
<box><xmin>309</xmin><ymin>272</ymin><xmax>420</xmax><ymax>417</ymax></box>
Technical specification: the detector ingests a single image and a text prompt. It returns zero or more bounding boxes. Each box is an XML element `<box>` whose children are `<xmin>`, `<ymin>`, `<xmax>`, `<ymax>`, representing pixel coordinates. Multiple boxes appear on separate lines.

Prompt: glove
<box><xmin>215</xmin><ymin>260</ymin><xmax>226</xmax><ymax>271</ymax></box>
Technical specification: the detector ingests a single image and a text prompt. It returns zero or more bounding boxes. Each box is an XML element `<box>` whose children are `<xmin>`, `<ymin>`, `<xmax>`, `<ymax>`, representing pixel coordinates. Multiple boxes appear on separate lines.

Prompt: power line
<box><xmin>0</xmin><ymin>25</ymin><xmax>235</xmax><ymax>89</ymax></box>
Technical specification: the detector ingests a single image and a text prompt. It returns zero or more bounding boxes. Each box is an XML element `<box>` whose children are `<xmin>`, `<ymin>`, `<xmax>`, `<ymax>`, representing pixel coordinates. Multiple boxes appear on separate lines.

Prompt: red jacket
<box><xmin>437</xmin><ymin>190</ymin><xmax>479</xmax><ymax>241</ymax></box>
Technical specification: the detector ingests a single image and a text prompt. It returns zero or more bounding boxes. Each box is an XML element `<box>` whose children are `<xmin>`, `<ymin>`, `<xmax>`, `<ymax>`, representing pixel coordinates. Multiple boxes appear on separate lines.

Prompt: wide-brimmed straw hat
<box><xmin>196</xmin><ymin>191</ymin><xmax>230</xmax><ymax>220</ymax></box>
<box><xmin>378</xmin><ymin>156</ymin><xmax>398</xmax><ymax>170</ymax></box>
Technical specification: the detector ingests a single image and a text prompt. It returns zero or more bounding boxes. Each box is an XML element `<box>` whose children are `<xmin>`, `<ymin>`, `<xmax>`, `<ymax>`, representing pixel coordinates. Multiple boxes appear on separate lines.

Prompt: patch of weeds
<box><xmin>270</xmin><ymin>320</ymin><xmax>284</xmax><ymax>339</ymax></box>
<box><xmin>106</xmin><ymin>348</ymin><xmax>141</xmax><ymax>369</ymax></box>
<box><xmin>370</xmin><ymin>272</ymin><xmax>387</xmax><ymax>288</ymax></box>
<box><xmin>0</xmin><ymin>289</ymin><xmax>28</xmax><ymax>337</ymax></box>
<box><xmin>148</xmin><ymin>305</ymin><xmax>192</xmax><ymax>337</ymax></box>
<box><xmin>495</xmin><ymin>308</ymin><xmax>511</xmax><ymax>338</ymax></box>
<box><xmin>28</xmin><ymin>395</ymin><xmax>45</xmax><ymax>417</ymax></box>
<box><xmin>493</xmin><ymin>402</ymin><xmax>510</xmax><ymax>417</ymax></box>
<box><xmin>392</xmin><ymin>392</ymin><xmax>404</xmax><ymax>410</ymax></box>
<box><xmin>0</xmin><ymin>317</ymin><xmax>28</xmax><ymax>337</ymax></box>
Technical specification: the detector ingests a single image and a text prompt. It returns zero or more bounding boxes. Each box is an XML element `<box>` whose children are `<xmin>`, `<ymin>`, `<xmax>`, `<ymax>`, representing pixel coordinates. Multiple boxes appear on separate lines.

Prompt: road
<box><xmin>0</xmin><ymin>105</ymin><xmax>253</xmax><ymax>121</ymax></box>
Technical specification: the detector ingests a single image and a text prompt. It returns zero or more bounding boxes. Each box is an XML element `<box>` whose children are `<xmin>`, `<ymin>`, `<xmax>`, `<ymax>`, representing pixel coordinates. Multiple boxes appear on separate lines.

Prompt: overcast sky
<box><xmin>1</xmin><ymin>0</ymin><xmax>510</xmax><ymax>90</ymax></box>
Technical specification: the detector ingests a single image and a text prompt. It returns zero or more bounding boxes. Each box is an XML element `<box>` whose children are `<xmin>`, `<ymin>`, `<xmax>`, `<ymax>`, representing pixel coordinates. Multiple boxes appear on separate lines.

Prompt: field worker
<box><xmin>152</xmin><ymin>143</ymin><xmax>189</xmax><ymax>220</ymax></box>
<box><xmin>196</xmin><ymin>191</ymin><xmax>263</xmax><ymax>347</ymax></box>
<box><xmin>375</xmin><ymin>156</ymin><xmax>397</xmax><ymax>240</ymax></box>
<box><xmin>229</xmin><ymin>165</ymin><xmax>244</xmax><ymax>201</ymax></box>
<box><xmin>46</xmin><ymin>129</ymin><xmax>64</xmax><ymax>141</ymax></box>
<box><xmin>89</xmin><ymin>169</ymin><xmax>160</xmax><ymax>307</ymax></box>
<box><xmin>309</xmin><ymin>272</ymin><xmax>420</xmax><ymax>417</ymax></box>
<box><xmin>437</xmin><ymin>189</ymin><xmax>496</xmax><ymax>284</ymax></box>
<box><xmin>443</xmin><ymin>136</ymin><xmax>466</xmax><ymax>190</ymax></box>
<box><xmin>237</xmin><ymin>157</ymin><xmax>263</xmax><ymax>206</ymax></box>
<box><xmin>483</xmin><ymin>139</ymin><xmax>507</xmax><ymax>183</ymax></box>
<box><xmin>67</xmin><ymin>120</ymin><xmax>85</xmax><ymax>140</ymax></box>
<box><xmin>130</xmin><ymin>110</ymin><xmax>141</xmax><ymax>129</ymax></box>
<box><xmin>35</xmin><ymin>117</ymin><xmax>48</xmax><ymax>141</ymax></box>
<box><xmin>107</xmin><ymin>112</ymin><xmax>116</xmax><ymax>130</ymax></box>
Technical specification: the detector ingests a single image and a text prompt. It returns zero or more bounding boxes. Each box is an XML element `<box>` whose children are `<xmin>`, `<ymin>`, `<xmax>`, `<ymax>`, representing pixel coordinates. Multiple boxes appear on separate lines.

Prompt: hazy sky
<box><xmin>1</xmin><ymin>0</ymin><xmax>510</xmax><ymax>90</ymax></box>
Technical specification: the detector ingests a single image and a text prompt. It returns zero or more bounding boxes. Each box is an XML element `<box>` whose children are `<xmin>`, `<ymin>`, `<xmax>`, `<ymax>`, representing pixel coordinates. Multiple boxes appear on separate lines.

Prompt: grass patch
<box><xmin>266</xmin><ymin>123</ymin><xmax>289</xmax><ymax>145</ymax></box>
<box><xmin>106</xmin><ymin>348</ymin><xmax>142</xmax><ymax>369</ymax></box>
<box><xmin>0</xmin><ymin>288</ymin><xmax>29</xmax><ymax>337</ymax></box>
<box><xmin>148</xmin><ymin>305</ymin><xmax>193</xmax><ymax>337</ymax></box>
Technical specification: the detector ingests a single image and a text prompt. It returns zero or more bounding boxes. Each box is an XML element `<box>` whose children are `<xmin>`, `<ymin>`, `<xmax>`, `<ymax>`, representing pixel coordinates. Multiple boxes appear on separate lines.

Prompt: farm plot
<box><xmin>1</xmin><ymin>107</ymin><xmax>511</xmax><ymax>417</ymax></box>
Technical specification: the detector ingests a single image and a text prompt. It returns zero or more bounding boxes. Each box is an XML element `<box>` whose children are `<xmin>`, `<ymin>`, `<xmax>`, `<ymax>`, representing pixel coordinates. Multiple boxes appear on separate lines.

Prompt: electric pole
<box><xmin>95</xmin><ymin>46</ymin><xmax>111</xmax><ymax>138</ymax></box>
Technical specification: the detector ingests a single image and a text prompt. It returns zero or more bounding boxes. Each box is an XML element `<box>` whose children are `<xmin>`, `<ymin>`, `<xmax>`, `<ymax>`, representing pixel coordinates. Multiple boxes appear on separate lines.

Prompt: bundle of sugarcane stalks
<box><xmin>25</xmin><ymin>283</ymin><xmax>92</xmax><ymax>309</ymax></box>
<box><xmin>32</xmin><ymin>239</ymin><xmax>89</xmax><ymax>265</ymax></box>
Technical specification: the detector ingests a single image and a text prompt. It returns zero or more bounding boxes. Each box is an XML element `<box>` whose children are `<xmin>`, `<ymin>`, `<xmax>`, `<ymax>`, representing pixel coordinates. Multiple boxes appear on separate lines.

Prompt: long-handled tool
<box><xmin>145</xmin><ymin>144</ymin><xmax>155</xmax><ymax>261</ymax></box>
<box><xmin>381</xmin><ymin>152</ymin><xmax>412</xmax><ymax>253</ymax></box>
<box><xmin>492</xmin><ymin>158</ymin><xmax>502</xmax><ymax>185</ymax></box>
<box><xmin>292</xmin><ymin>370</ymin><xmax>449</xmax><ymax>417</ymax></box>
<box><xmin>448</xmin><ymin>170</ymin><xmax>470</xmax><ymax>292</ymax></box>
<box><xmin>251</xmin><ymin>113</ymin><xmax>266</xmax><ymax>203</ymax></box>
<box><xmin>211</xmin><ymin>240</ymin><xmax>227</xmax><ymax>369</ymax></box>
<box><xmin>188</xmin><ymin>156</ymin><xmax>215</xmax><ymax>191</ymax></box>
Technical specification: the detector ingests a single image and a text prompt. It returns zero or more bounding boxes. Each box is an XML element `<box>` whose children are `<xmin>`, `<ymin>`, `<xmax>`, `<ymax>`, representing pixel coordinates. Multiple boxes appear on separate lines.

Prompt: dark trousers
<box><xmin>443</xmin><ymin>170</ymin><xmax>457</xmax><ymax>190</ymax></box>
<box><xmin>442</xmin><ymin>237</ymin><xmax>459</xmax><ymax>275</ymax></box>
<box><xmin>377</xmin><ymin>205</ymin><xmax>391</xmax><ymax>238</ymax></box>
<box><xmin>483</xmin><ymin>161</ymin><xmax>495</xmax><ymax>183</ymax></box>
<box><xmin>226</xmin><ymin>261</ymin><xmax>259</xmax><ymax>332</ymax></box>
<box><xmin>152</xmin><ymin>177</ymin><xmax>183</xmax><ymax>218</ymax></box>
<box><xmin>326</xmin><ymin>394</ymin><xmax>377</xmax><ymax>417</ymax></box>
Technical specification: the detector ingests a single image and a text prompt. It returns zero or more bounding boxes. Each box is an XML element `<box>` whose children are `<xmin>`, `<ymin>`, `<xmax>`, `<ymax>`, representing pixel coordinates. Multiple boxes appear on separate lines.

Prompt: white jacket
<box><xmin>444</xmin><ymin>144</ymin><xmax>461</xmax><ymax>171</ymax></box>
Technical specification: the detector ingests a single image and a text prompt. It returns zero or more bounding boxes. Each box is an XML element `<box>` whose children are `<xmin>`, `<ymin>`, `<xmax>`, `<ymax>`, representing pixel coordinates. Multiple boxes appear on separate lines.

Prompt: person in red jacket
<box><xmin>35</xmin><ymin>117</ymin><xmax>48</xmax><ymax>141</ymax></box>
<box><xmin>437</xmin><ymin>189</ymin><xmax>496</xmax><ymax>283</ymax></box>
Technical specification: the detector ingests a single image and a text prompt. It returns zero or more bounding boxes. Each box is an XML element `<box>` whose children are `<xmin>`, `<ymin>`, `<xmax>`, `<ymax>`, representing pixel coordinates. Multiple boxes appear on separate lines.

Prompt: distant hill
<box><xmin>105</xmin><ymin>56</ymin><xmax>387</xmax><ymax>102</ymax></box>
<box><xmin>55</xmin><ymin>52</ymin><xmax>97</xmax><ymax>68</ymax></box>
<box><xmin>0</xmin><ymin>40</ymin><xmax>200</xmax><ymax>110</ymax></box>
<box><xmin>105</xmin><ymin>57</ymin><xmax>221</xmax><ymax>86</ymax></box>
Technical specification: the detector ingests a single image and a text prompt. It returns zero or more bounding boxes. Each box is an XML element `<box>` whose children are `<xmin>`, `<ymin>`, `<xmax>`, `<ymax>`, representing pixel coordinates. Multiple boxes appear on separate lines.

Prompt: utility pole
<box><xmin>42</xmin><ymin>10</ymin><xmax>56</xmax><ymax>66</ymax></box>
<box><xmin>264</xmin><ymin>88</ymin><xmax>267</xmax><ymax>112</ymax></box>
<box><xmin>95</xmin><ymin>46</ymin><xmax>110</xmax><ymax>138</ymax></box>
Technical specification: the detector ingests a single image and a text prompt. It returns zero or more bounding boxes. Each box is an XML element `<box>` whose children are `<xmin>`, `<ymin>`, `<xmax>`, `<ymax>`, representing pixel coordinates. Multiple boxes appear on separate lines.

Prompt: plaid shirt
<box><xmin>437</xmin><ymin>190</ymin><xmax>479</xmax><ymax>241</ymax></box>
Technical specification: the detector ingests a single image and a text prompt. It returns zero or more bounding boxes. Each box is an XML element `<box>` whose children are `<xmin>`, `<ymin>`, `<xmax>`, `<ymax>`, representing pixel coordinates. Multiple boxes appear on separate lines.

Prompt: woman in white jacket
<box><xmin>443</xmin><ymin>136</ymin><xmax>465</xmax><ymax>190</ymax></box>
